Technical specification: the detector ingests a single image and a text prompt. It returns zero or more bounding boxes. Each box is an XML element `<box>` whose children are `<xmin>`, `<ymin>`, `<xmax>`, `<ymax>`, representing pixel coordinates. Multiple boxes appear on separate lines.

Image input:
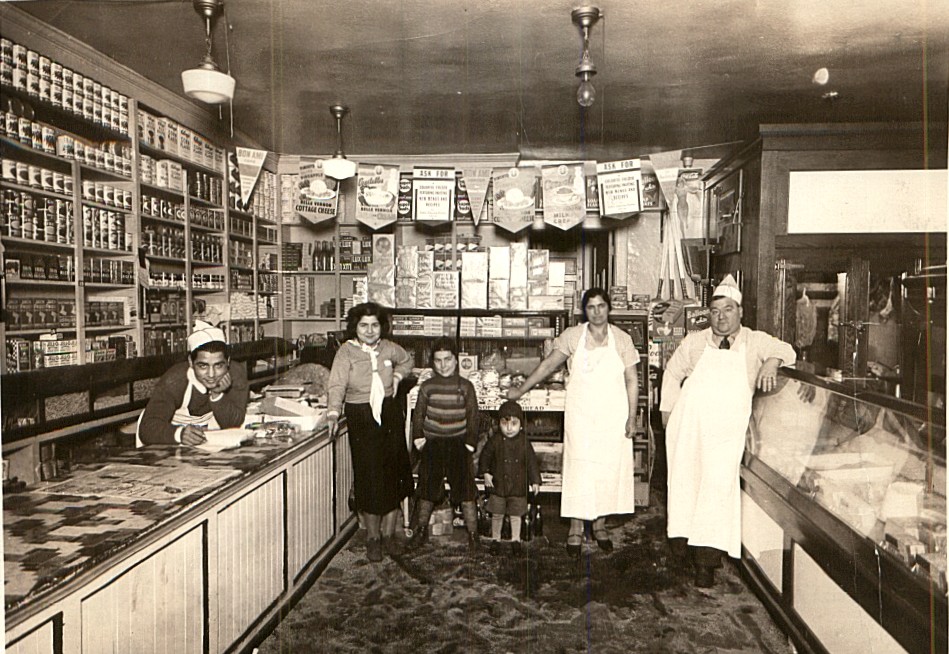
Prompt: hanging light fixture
<box><xmin>571</xmin><ymin>6</ymin><xmax>601</xmax><ymax>108</ymax></box>
<box><xmin>322</xmin><ymin>104</ymin><xmax>358</xmax><ymax>181</ymax></box>
<box><xmin>181</xmin><ymin>0</ymin><xmax>236</xmax><ymax>105</ymax></box>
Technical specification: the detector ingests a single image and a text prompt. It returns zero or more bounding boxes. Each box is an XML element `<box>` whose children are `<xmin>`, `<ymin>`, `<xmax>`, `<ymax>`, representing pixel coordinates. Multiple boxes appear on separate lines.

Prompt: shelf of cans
<box><xmin>137</xmin><ymin>106</ymin><xmax>225</xmax><ymax>173</ymax></box>
<box><xmin>3</xmin><ymin>252</ymin><xmax>75</xmax><ymax>283</ymax></box>
<box><xmin>0</xmin><ymin>37</ymin><xmax>132</xmax><ymax>135</ymax></box>
<box><xmin>2</xmin><ymin>189</ymin><xmax>74</xmax><ymax>243</ymax></box>
<box><xmin>143</xmin><ymin>326</ymin><xmax>188</xmax><ymax>356</ymax></box>
<box><xmin>81</xmin><ymin>206</ymin><xmax>130</xmax><ymax>252</ymax></box>
<box><xmin>2</xmin><ymin>157</ymin><xmax>74</xmax><ymax>196</ymax></box>
<box><xmin>229</xmin><ymin>291</ymin><xmax>276</xmax><ymax>321</ymax></box>
<box><xmin>5</xmin><ymin>298</ymin><xmax>127</xmax><ymax>332</ymax></box>
<box><xmin>7</xmin><ymin>334</ymin><xmax>137</xmax><ymax>371</ymax></box>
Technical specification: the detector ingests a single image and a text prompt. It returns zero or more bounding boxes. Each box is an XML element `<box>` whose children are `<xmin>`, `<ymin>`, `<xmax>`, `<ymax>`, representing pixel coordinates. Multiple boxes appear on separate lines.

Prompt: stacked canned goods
<box><xmin>141</xmin><ymin>193</ymin><xmax>185</xmax><ymax>221</ymax></box>
<box><xmin>81</xmin><ymin>206</ymin><xmax>127</xmax><ymax>251</ymax></box>
<box><xmin>1</xmin><ymin>189</ymin><xmax>74</xmax><ymax>243</ymax></box>
<box><xmin>0</xmin><ymin>37</ymin><xmax>130</xmax><ymax>135</ymax></box>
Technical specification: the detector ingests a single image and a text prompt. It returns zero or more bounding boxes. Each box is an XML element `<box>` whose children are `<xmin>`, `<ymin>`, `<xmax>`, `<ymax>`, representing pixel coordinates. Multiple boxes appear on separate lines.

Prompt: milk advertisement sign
<box><xmin>295</xmin><ymin>158</ymin><xmax>338</xmax><ymax>225</ymax></box>
<box><xmin>356</xmin><ymin>163</ymin><xmax>399</xmax><ymax>230</ymax></box>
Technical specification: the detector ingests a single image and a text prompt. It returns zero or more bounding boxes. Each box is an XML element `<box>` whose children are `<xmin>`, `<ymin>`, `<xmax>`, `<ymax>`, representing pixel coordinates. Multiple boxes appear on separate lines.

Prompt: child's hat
<box><xmin>498</xmin><ymin>400</ymin><xmax>524</xmax><ymax>422</ymax></box>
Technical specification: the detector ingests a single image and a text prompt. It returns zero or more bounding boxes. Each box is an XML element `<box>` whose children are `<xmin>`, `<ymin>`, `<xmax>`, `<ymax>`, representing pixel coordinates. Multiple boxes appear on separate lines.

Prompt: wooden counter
<box><xmin>4</xmin><ymin>423</ymin><xmax>355</xmax><ymax>654</ymax></box>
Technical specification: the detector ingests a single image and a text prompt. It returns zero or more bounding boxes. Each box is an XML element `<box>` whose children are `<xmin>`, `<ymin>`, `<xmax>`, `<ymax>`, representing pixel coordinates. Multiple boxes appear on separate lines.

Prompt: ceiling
<box><xmin>18</xmin><ymin>0</ymin><xmax>949</xmax><ymax>162</ymax></box>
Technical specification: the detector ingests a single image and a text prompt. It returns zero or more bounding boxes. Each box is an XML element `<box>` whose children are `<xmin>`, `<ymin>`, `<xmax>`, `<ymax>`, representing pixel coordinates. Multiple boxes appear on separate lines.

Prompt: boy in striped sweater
<box><xmin>409</xmin><ymin>338</ymin><xmax>481</xmax><ymax>551</ymax></box>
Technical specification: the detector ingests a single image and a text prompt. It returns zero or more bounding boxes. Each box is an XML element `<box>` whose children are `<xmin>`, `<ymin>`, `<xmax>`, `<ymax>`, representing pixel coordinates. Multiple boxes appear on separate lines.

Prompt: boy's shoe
<box><xmin>383</xmin><ymin>536</ymin><xmax>403</xmax><ymax>557</ymax></box>
<box><xmin>366</xmin><ymin>538</ymin><xmax>383</xmax><ymax>563</ymax></box>
<box><xmin>407</xmin><ymin>528</ymin><xmax>429</xmax><ymax>550</ymax></box>
<box><xmin>565</xmin><ymin>533</ymin><xmax>583</xmax><ymax>558</ymax></box>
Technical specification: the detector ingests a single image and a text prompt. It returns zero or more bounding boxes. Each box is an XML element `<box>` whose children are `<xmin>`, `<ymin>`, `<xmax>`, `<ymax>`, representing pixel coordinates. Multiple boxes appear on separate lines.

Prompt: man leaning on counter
<box><xmin>137</xmin><ymin>321</ymin><xmax>250</xmax><ymax>446</ymax></box>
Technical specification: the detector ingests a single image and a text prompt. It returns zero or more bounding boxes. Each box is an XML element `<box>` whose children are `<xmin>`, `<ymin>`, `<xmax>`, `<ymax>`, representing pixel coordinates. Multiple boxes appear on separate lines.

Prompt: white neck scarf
<box><xmin>352</xmin><ymin>339</ymin><xmax>385</xmax><ymax>425</ymax></box>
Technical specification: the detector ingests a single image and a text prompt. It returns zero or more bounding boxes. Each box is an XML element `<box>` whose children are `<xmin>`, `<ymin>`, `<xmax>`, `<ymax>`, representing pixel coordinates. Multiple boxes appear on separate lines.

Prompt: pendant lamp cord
<box><xmin>222</xmin><ymin>3</ymin><xmax>234</xmax><ymax>137</ymax></box>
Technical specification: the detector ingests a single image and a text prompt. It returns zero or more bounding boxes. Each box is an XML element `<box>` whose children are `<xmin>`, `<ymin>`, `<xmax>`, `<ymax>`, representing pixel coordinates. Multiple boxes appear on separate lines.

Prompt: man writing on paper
<box><xmin>138</xmin><ymin>321</ymin><xmax>249</xmax><ymax>446</ymax></box>
<box><xmin>660</xmin><ymin>275</ymin><xmax>795</xmax><ymax>587</ymax></box>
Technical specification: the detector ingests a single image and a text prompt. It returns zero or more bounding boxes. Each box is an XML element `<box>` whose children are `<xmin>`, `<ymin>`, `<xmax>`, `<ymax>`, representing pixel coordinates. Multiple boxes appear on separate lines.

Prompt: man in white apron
<box><xmin>660</xmin><ymin>275</ymin><xmax>795</xmax><ymax>587</ymax></box>
<box><xmin>137</xmin><ymin>321</ymin><xmax>249</xmax><ymax>446</ymax></box>
<box><xmin>508</xmin><ymin>288</ymin><xmax>639</xmax><ymax>555</ymax></box>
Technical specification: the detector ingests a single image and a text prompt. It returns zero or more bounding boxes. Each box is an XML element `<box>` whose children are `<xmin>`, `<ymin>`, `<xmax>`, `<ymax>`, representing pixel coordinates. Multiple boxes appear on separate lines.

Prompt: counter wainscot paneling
<box><xmin>4</xmin><ymin>423</ymin><xmax>356</xmax><ymax>654</ymax></box>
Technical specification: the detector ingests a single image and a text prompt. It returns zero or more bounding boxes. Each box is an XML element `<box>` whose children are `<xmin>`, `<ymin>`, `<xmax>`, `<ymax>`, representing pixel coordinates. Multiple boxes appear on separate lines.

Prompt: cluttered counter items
<box><xmin>3</xmin><ymin>424</ymin><xmax>330</xmax><ymax>615</ymax></box>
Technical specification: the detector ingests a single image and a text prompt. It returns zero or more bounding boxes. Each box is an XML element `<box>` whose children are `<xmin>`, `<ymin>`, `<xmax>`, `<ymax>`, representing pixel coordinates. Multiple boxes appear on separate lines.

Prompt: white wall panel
<box><xmin>214</xmin><ymin>474</ymin><xmax>285</xmax><ymax>651</ymax></box>
<box><xmin>81</xmin><ymin>526</ymin><xmax>204</xmax><ymax>654</ymax></box>
<box><xmin>335</xmin><ymin>431</ymin><xmax>355</xmax><ymax>531</ymax></box>
<box><xmin>288</xmin><ymin>444</ymin><xmax>334</xmax><ymax>578</ymax></box>
<box><xmin>6</xmin><ymin>620</ymin><xmax>55</xmax><ymax>654</ymax></box>
<box><xmin>741</xmin><ymin>491</ymin><xmax>785</xmax><ymax>592</ymax></box>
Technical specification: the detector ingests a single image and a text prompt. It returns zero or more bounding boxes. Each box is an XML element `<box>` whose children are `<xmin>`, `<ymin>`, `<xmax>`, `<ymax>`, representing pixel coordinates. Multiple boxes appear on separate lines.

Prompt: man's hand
<box><xmin>180</xmin><ymin>425</ymin><xmax>206</xmax><ymax>446</ymax></box>
<box><xmin>483</xmin><ymin>473</ymin><xmax>494</xmax><ymax>490</ymax></box>
<box><xmin>756</xmin><ymin>359</ymin><xmax>780</xmax><ymax>392</ymax></box>
<box><xmin>326</xmin><ymin>416</ymin><xmax>338</xmax><ymax>439</ymax></box>
<box><xmin>625</xmin><ymin>415</ymin><xmax>636</xmax><ymax>439</ymax></box>
<box><xmin>530</xmin><ymin>483</ymin><xmax>540</xmax><ymax>495</ymax></box>
<box><xmin>506</xmin><ymin>387</ymin><xmax>524</xmax><ymax>401</ymax></box>
<box><xmin>208</xmin><ymin>371</ymin><xmax>232</xmax><ymax>396</ymax></box>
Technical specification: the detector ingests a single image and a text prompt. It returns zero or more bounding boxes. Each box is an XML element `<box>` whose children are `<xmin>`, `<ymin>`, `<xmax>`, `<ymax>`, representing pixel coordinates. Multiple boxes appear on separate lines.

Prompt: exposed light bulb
<box><xmin>577</xmin><ymin>74</ymin><xmax>596</xmax><ymax>108</ymax></box>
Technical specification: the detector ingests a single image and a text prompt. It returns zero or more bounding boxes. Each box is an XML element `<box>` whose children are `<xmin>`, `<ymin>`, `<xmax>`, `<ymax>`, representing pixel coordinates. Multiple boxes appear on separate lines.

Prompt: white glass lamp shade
<box><xmin>323</xmin><ymin>156</ymin><xmax>357</xmax><ymax>181</ymax></box>
<box><xmin>181</xmin><ymin>67</ymin><xmax>235</xmax><ymax>104</ymax></box>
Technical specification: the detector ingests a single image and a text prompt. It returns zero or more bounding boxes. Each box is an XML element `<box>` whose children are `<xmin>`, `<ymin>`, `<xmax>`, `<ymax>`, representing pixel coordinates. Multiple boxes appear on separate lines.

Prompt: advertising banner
<box><xmin>355</xmin><ymin>163</ymin><xmax>399</xmax><ymax>230</ymax></box>
<box><xmin>294</xmin><ymin>158</ymin><xmax>339</xmax><ymax>225</ymax></box>
<box><xmin>492</xmin><ymin>167</ymin><xmax>536</xmax><ymax>233</ymax></box>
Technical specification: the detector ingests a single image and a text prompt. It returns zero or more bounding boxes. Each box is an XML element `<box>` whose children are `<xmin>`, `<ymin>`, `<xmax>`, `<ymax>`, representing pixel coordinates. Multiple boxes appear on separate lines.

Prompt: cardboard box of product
<box><xmin>488</xmin><ymin>279</ymin><xmax>510</xmax><ymax>310</ymax></box>
<box><xmin>396</xmin><ymin>245</ymin><xmax>419</xmax><ymax>278</ymax></box>
<box><xmin>488</xmin><ymin>246</ymin><xmax>511</xmax><ymax>279</ymax></box>
<box><xmin>461</xmin><ymin>278</ymin><xmax>487</xmax><ymax>309</ymax></box>
<box><xmin>458</xmin><ymin>354</ymin><xmax>478</xmax><ymax>378</ymax></box>
<box><xmin>415</xmin><ymin>274</ymin><xmax>433</xmax><ymax>308</ymax></box>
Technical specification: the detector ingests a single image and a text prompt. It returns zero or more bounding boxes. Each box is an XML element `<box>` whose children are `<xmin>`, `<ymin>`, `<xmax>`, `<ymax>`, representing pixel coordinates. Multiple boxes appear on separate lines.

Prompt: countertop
<box><xmin>3</xmin><ymin>429</ymin><xmax>330</xmax><ymax>616</ymax></box>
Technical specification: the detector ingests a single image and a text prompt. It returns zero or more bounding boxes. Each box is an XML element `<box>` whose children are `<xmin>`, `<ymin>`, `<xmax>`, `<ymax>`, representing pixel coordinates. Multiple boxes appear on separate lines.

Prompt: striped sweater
<box><xmin>412</xmin><ymin>373</ymin><xmax>480</xmax><ymax>446</ymax></box>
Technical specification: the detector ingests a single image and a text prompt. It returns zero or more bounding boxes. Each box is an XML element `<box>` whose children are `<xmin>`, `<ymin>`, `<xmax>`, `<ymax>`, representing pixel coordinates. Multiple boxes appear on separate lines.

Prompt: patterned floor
<box><xmin>258</xmin><ymin>494</ymin><xmax>793</xmax><ymax>654</ymax></box>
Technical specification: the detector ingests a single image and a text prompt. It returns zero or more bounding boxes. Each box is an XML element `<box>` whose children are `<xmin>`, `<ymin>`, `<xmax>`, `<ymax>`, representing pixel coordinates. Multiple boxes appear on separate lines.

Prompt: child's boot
<box><xmin>408</xmin><ymin>500</ymin><xmax>434</xmax><ymax>549</ymax></box>
<box><xmin>461</xmin><ymin>501</ymin><xmax>480</xmax><ymax>552</ymax></box>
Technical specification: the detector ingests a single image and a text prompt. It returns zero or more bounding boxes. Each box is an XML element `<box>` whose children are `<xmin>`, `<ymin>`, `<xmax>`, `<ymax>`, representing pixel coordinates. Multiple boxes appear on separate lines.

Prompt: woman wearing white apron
<box><xmin>660</xmin><ymin>276</ymin><xmax>795</xmax><ymax>587</ymax></box>
<box><xmin>137</xmin><ymin>321</ymin><xmax>249</xmax><ymax>446</ymax></box>
<box><xmin>508</xmin><ymin>288</ymin><xmax>640</xmax><ymax>556</ymax></box>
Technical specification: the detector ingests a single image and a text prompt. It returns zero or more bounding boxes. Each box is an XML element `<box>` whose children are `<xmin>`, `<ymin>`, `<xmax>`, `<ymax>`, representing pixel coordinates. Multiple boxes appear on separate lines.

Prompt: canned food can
<box><xmin>103</xmin><ymin>150</ymin><xmax>114</xmax><ymax>173</ymax></box>
<box><xmin>122</xmin><ymin>189</ymin><xmax>132</xmax><ymax>211</ymax></box>
<box><xmin>52</xmin><ymin>171</ymin><xmax>65</xmax><ymax>194</ymax></box>
<box><xmin>26</xmin><ymin>50</ymin><xmax>39</xmax><ymax>76</ymax></box>
<box><xmin>41</xmin><ymin>125</ymin><xmax>56</xmax><ymax>153</ymax></box>
<box><xmin>16</xmin><ymin>161</ymin><xmax>30</xmax><ymax>186</ymax></box>
<box><xmin>56</xmin><ymin>134</ymin><xmax>74</xmax><ymax>158</ymax></box>
<box><xmin>82</xmin><ymin>180</ymin><xmax>95</xmax><ymax>201</ymax></box>
<box><xmin>84</xmin><ymin>76</ymin><xmax>94</xmax><ymax>96</ymax></box>
<box><xmin>63</xmin><ymin>174</ymin><xmax>74</xmax><ymax>196</ymax></box>
<box><xmin>72</xmin><ymin>140</ymin><xmax>85</xmax><ymax>164</ymax></box>
<box><xmin>1</xmin><ymin>159</ymin><xmax>16</xmax><ymax>182</ymax></box>
<box><xmin>51</xmin><ymin>61</ymin><xmax>62</xmax><ymax>82</ymax></box>
<box><xmin>39</xmin><ymin>56</ymin><xmax>51</xmax><ymax>80</ymax></box>
<box><xmin>12</xmin><ymin>65</ymin><xmax>26</xmax><ymax>91</ymax></box>
<box><xmin>118</xmin><ymin>95</ymin><xmax>129</xmax><ymax>134</ymax></box>
<box><xmin>95</xmin><ymin>148</ymin><xmax>105</xmax><ymax>169</ymax></box>
<box><xmin>0</xmin><ymin>38</ymin><xmax>12</xmax><ymax>65</ymax></box>
<box><xmin>93</xmin><ymin>97</ymin><xmax>103</xmax><ymax>126</ymax></box>
<box><xmin>31</xmin><ymin>122</ymin><xmax>43</xmax><ymax>150</ymax></box>
<box><xmin>3</xmin><ymin>111</ymin><xmax>15</xmax><ymax>137</ymax></box>
<box><xmin>26</xmin><ymin>72</ymin><xmax>39</xmax><ymax>97</ymax></box>
<box><xmin>51</xmin><ymin>82</ymin><xmax>63</xmax><ymax>108</ymax></box>
<box><xmin>62</xmin><ymin>66</ymin><xmax>72</xmax><ymax>88</ymax></box>
<box><xmin>0</xmin><ymin>61</ymin><xmax>12</xmax><ymax>87</ymax></box>
<box><xmin>62</xmin><ymin>82</ymin><xmax>73</xmax><ymax>110</ymax></box>
<box><xmin>39</xmin><ymin>77</ymin><xmax>51</xmax><ymax>102</ymax></box>
<box><xmin>94</xmin><ymin>182</ymin><xmax>105</xmax><ymax>204</ymax></box>
<box><xmin>104</xmin><ymin>184</ymin><xmax>115</xmax><ymax>206</ymax></box>
<box><xmin>12</xmin><ymin>44</ymin><xmax>27</xmax><ymax>69</ymax></box>
<box><xmin>28</xmin><ymin>165</ymin><xmax>42</xmax><ymax>188</ymax></box>
<box><xmin>41</xmin><ymin>168</ymin><xmax>54</xmax><ymax>192</ymax></box>
<box><xmin>17</xmin><ymin>116</ymin><xmax>32</xmax><ymax>145</ymax></box>
<box><xmin>44</xmin><ymin>201</ymin><xmax>56</xmax><ymax>242</ymax></box>
<box><xmin>82</xmin><ymin>95</ymin><xmax>94</xmax><ymax>121</ymax></box>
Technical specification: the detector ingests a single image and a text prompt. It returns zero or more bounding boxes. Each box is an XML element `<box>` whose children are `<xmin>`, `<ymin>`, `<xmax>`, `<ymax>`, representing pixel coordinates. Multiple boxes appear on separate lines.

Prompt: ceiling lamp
<box><xmin>181</xmin><ymin>0</ymin><xmax>235</xmax><ymax>105</ymax></box>
<box><xmin>572</xmin><ymin>6</ymin><xmax>602</xmax><ymax>108</ymax></box>
<box><xmin>322</xmin><ymin>105</ymin><xmax>358</xmax><ymax>181</ymax></box>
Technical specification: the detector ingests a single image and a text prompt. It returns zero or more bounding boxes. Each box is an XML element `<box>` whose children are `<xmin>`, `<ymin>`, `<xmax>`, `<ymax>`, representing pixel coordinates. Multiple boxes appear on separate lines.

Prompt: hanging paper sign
<box><xmin>295</xmin><ymin>158</ymin><xmax>339</xmax><ymax>225</ymax></box>
<box><xmin>596</xmin><ymin>158</ymin><xmax>643</xmax><ymax>217</ymax></box>
<box><xmin>235</xmin><ymin>147</ymin><xmax>268</xmax><ymax>209</ymax></box>
<box><xmin>460</xmin><ymin>167</ymin><xmax>492</xmax><ymax>226</ymax></box>
<box><xmin>541</xmin><ymin>164</ymin><xmax>585</xmax><ymax>230</ymax></box>
<box><xmin>356</xmin><ymin>163</ymin><xmax>399</xmax><ymax>230</ymax></box>
<box><xmin>492</xmin><ymin>167</ymin><xmax>536</xmax><ymax>233</ymax></box>
<box><xmin>584</xmin><ymin>175</ymin><xmax>600</xmax><ymax>212</ymax></box>
<box><xmin>412</xmin><ymin>167</ymin><xmax>455</xmax><ymax>223</ymax></box>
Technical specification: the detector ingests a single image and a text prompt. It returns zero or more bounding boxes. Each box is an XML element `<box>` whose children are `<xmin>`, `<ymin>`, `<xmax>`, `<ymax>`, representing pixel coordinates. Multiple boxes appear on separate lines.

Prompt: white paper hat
<box><xmin>187</xmin><ymin>320</ymin><xmax>227</xmax><ymax>352</ymax></box>
<box><xmin>712</xmin><ymin>274</ymin><xmax>742</xmax><ymax>305</ymax></box>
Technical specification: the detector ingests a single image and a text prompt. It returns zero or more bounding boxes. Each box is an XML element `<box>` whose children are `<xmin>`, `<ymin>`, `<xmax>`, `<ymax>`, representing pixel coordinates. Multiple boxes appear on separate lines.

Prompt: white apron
<box><xmin>665</xmin><ymin>340</ymin><xmax>752</xmax><ymax>557</ymax></box>
<box><xmin>561</xmin><ymin>324</ymin><xmax>637</xmax><ymax>519</ymax></box>
<box><xmin>136</xmin><ymin>369</ymin><xmax>219</xmax><ymax>446</ymax></box>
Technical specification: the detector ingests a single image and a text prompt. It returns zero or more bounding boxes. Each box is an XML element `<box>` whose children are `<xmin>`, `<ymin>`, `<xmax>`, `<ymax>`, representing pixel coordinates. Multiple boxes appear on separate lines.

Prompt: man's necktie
<box><xmin>720</xmin><ymin>337</ymin><xmax>731</xmax><ymax>350</ymax></box>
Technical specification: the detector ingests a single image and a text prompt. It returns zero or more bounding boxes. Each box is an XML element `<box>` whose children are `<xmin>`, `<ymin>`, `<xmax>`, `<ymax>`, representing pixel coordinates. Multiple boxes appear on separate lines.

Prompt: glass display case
<box><xmin>741</xmin><ymin>367</ymin><xmax>946</xmax><ymax>654</ymax></box>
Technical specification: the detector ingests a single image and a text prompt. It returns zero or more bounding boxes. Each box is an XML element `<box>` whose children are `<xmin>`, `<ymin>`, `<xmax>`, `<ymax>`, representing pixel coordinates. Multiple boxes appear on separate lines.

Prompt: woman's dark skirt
<box><xmin>345</xmin><ymin>397</ymin><xmax>414</xmax><ymax>515</ymax></box>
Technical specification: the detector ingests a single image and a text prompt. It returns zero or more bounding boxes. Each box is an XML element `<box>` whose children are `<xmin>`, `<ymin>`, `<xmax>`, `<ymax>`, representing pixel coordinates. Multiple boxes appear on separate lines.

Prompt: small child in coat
<box><xmin>479</xmin><ymin>400</ymin><xmax>541</xmax><ymax>546</ymax></box>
